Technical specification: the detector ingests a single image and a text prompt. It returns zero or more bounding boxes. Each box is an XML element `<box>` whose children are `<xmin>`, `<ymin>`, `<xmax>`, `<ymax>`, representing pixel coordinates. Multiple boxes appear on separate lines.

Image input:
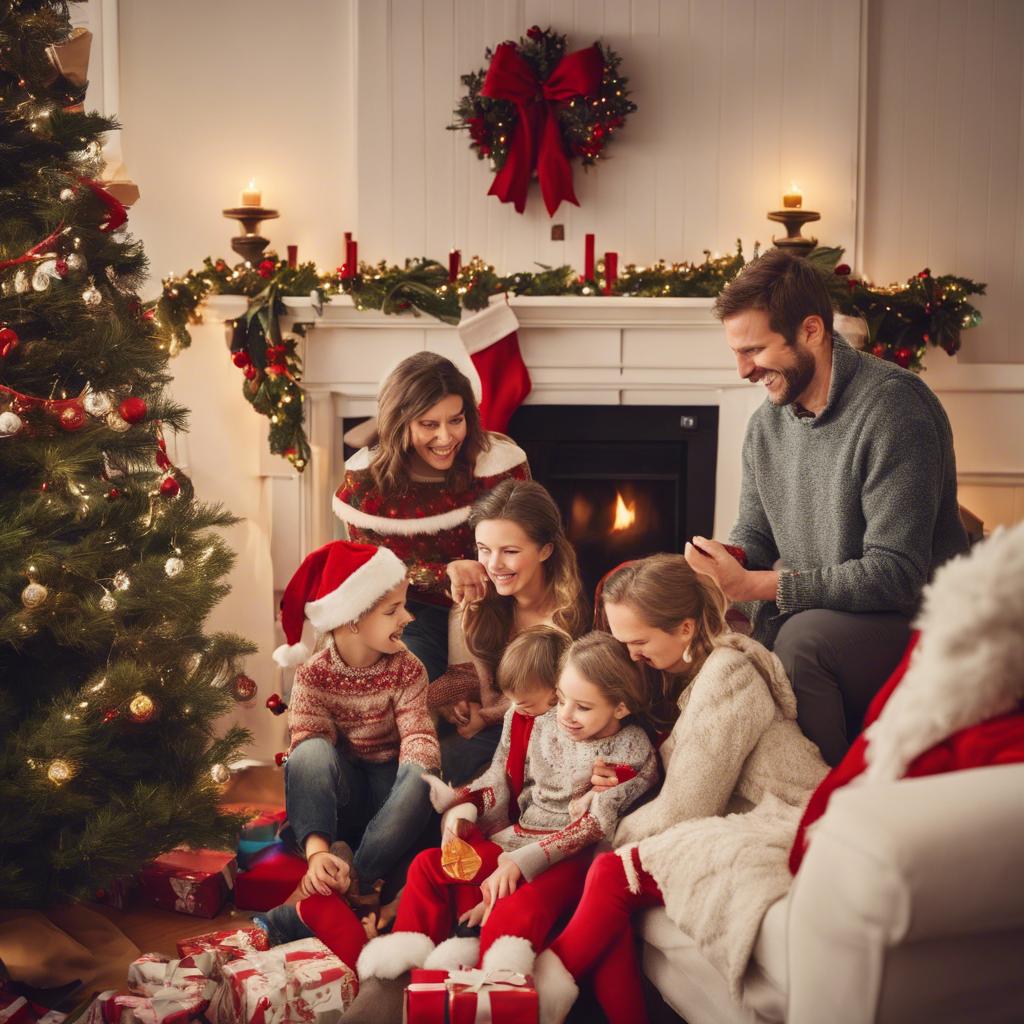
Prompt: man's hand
<box><xmin>456</xmin><ymin>702</ymin><xmax>487</xmax><ymax>739</ymax></box>
<box><xmin>685</xmin><ymin>537</ymin><xmax>778</xmax><ymax>603</ymax></box>
<box><xmin>301</xmin><ymin>850</ymin><xmax>350</xmax><ymax>898</ymax></box>
<box><xmin>480</xmin><ymin>857</ymin><xmax>523</xmax><ymax>923</ymax></box>
<box><xmin>447</xmin><ymin>559</ymin><xmax>490</xmax><ymax>604</ymax></box>
<box><xmin>590</xmin><ymin>757</ymin><xmax>618</xmax><ymax>793</ymax></box>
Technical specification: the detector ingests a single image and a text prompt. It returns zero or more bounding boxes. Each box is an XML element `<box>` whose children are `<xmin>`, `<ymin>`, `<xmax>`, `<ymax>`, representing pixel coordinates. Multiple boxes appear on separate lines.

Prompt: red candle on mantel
<box><xmin>448</xmin><ymin>249</ymin><xmax>461</xmax><ymax>283</ymax></box>
<box><xmin>584</xmin><ymin>233</ymin><xmax>595</xmax><ymax>281</ymax></box>
<box><xmin>287</xmin><ymin>245</ymin><xmax>298</xmax><ymax>269</ymax></box>
<box><xmin>603</xmin><ymin>251</ymin><xmax>618</xmax><ymax>295</ymax></box>
<box><xmin>344</xmin><ymin>231</ymin><xmax>352</xmax><ymax>244</ymax></box>
<box><xmin>344</xmin><ymin>239</ymin><xmax>358</xmax><ymax>279</ymax></box>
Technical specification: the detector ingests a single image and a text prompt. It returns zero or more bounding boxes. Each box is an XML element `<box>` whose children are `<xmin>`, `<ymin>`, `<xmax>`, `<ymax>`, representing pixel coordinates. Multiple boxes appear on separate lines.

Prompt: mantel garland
<box><xmin>152</xmin><ymin>245</ymin><xmax>984</xmax><ymax>472</ymax></box>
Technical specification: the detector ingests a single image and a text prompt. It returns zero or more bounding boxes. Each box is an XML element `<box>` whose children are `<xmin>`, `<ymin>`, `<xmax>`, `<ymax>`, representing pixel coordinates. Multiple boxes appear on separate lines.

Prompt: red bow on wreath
<box><xmin>482</xmin><ymin>41</ymin><xmax>603</xmax><ymax>217</ymax></box>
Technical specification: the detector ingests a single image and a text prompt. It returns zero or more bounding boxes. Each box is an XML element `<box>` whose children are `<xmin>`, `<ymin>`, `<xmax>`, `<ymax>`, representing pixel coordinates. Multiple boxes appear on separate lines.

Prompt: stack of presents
<box><xmin>72</xmin><ymin>805</ymin><xmax>535</xmax><ymax>1024</ymax></box>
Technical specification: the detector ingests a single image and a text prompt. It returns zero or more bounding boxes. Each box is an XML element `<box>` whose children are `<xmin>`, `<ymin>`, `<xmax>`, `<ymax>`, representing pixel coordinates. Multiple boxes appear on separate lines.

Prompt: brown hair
<box><xmin>560</xmin><ymin>631</ymin><xmax>652</xmax><ymax>733</ymax></box>
<box><xmin>712</xmin><ymin>248</ymin><xmax>834</xmax><ymax>344</ymax></box>
<box><xmin>496</xmin><ymin>624</ymin><xmax>571</xmax><ymax>697</ymax></box>
<box><xmin>597</xmin><ymin>553</ymin><xmax>727</xmax><ymax>731</ymax></box>
<box><xmin>370</xmin><ymin>352</ymin><xmax>489</xmax><ymax>494</ymax></box>
<box><xmin>464</xmin><ymin>479</ymin><xmax>589</xmax><ymax>675</ymax></box>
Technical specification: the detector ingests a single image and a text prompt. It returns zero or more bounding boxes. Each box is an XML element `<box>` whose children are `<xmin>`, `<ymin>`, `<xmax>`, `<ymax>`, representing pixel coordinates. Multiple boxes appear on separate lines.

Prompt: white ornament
<box><xmin>0</xmin><ymin>411</ymin><xmax>24</xmax><ymax>436</ymax></box>
<box><xmin>82</xmin><ymin>283</ymin><xmax>102</xmax><ymax>307</ymax></box>
<box><xmin>164</xmin><ymin>556</ymin><xmax>184</xmax><ymax>578</ymax></box>
<box><xmin>210</xmin><ymin>763</ymin><xmax>230</xmax><ymax>785</ymax></box>
<box><xmin>105</xmin><ymin>410</ymin><xmax>130</xmax><ymax>432</ymax></box>
<box><xmin>14</xmin><ymin>270</ymin><xmax>29</xmax><ymax>294</ymax></box>
<box><xmin>21</xmin><ymin>582</ymin><xmax>48</xmax><ymax>608</ymax></box>
<box><xmin>112</xmin><ymin>570</ymin><xmax>131</xmax><ymax>591</ymax></box>
<box><xmin>32</xmin><ymin>267</ymin><xmax>52</xmax><ymax>291</ymax></box>
<box><xmin>66</xmin><ymin>253</ymin><xmax>84</xmax><ymax>271</ymax></box>
<box><xmin>84</xmin><ymin>391</ymin><xmax>112</xmax><ymax>417</ymax></box>
<box><xmin>60</xmin><ymin>188</ymin><xmax>75</xmax><ymax>201</ymax></box>
<box><xmin>99</xmin><ymin>592</ymin><xmax>117</xmax><ymax>612</ymax></box>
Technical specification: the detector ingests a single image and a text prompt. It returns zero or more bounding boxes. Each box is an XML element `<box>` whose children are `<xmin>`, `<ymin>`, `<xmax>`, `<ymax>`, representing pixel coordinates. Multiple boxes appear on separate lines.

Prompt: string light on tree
<box><xmin>47</xmin><ymin>759</ymin><xmax>74</xmax><ymax>785</ymax></box>
<box><xmin>128</xmin><ymin>692</ymin><xmax>156</xmax><ymax>723</ymax></box>
<box><xmin>112</xmin><ymin>569</ymin><xmax>130</xmax><ymax>591</ymax></box>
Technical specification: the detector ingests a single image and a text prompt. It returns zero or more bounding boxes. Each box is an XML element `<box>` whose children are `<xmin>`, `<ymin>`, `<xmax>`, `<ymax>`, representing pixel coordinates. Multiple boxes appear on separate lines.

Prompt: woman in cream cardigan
<box><xmin>534</xmin><ymin>553</ymin><xmax>828</xmax><ymax>1024</ymax></box>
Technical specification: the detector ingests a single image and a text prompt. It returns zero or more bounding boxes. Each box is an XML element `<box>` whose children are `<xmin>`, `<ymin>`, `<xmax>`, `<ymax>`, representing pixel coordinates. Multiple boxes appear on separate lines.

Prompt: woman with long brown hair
<box><xmin>534</xmin><ymin>553</ymin><xmax>827</xmax><ymax>1024</ymax></box>
<box><xmin>333</xmin><ymin>352</ymin><xmax>529</xmax><ymax>682</ymax></box>
<box><xmin>430</xmin><ymin>478</ymin><xmax>589</xmax><ymax>782</ymax></box>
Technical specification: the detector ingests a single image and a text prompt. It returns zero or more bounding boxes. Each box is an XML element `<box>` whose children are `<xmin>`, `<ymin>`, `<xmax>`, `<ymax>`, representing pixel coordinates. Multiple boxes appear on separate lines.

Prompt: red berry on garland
<box><xmin>274</xmin><ymin>751</ymin><xmax>288</xmax><ymax>767</ymax></box>
<box><xmin>922</xmin><ymin>332</ymin><xmax>930</xmax><ymax>344</ymax></box>
<box><xmin>59</xmin><ymin>405</ymin><xmax>87</xmax><ymax>431</ymax></box>
<box><xmin>834</xmin><ymin>263</ymin><xmax>851</xmax><ymax>276</ymax></box>
<box><xmin>55</xmin><ymin>258</ymin><xmax>69</xmax><ymax>277</ymax></box>
<box><xmin>870</xmin><ymin>343</ymin><xmax>887</xmax><ymax>359</ymax></box>
<box><xmin>918</xmin><ymin>268</ymin><xmax>931</xmax><ymax>278</ymax></box>
<box><xmin>102</xmin><ymin>708</ymin><xmax>119</xmax><ymax>724</ymax></box>
<box><xmin>106</xmin><ymin>487</ymin><xmax>121</xmax><ymax>500</ymax></box>
<box><xmin>232</xmin><ymin>350</ymin><xmax>251</xmax><ymax>368</ymax></box>
<box><xmin>118</xmin><ymin>396</ymin><xmax>147</xmax><ymax>424</ymax></box>
<box><xmin>258</xmin><ymin>259</ymin><xmax>275</xmax><ymax>279</ymax></box>
<box><xmin>143</xmin><ymin>308</ymin><xmax>155</xmax><ymax>321</ymax></box>
<box><xmin>268</xmin><ymin>362</ymin><xmax>288</xmax><ymax>376</ymax></box>
<box><xmin>159</xmin><ymin>475</ymin><xmax>180</xmax><ymax>498</ymax></box>
<box><xmin>0</xmin><ymin>327</ymin><xmax>19</xmax><ymax>358</ymax></box>
<box><xmin>215</xmin><ymin>259</ymin><xmax>228</xmax><ymax>271</ymax></box>
<box><xmin>40</xmin><ymin>481</ymin><xmax>49</xmax><ymax>492</ymax></box>
<box><xmin>593</xmin><ymin>125</ymin><xmax>606</xmax><ymax>140</ymax></box>
<box><xmin>894</xmin><ymin>346</ymin><xmax>913</xmax><ymax>368</ymax></box>
<box><xmin>244</xmin><ymin>365</ymin><xmax>258</xmax><ymax>380</ymax></box>
<box><xmin>527</xmin><ymin>25</ymin><xmax>544</xmax><ymax>40</ymax></box>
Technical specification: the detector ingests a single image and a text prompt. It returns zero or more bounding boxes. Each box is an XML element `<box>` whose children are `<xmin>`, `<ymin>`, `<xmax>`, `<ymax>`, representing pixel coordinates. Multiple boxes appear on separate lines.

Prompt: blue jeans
<box><xmin>284</xmin><ymin>737</ymin><xmax>434</xmax><ymax>891</ymax></box>
<box><xmin>440</xmin><ymin>723</ymin><xmax>503</xmax><ymax>786</ymax></box>
<box><xmin>403</xmin><ymin>598</ymin><xmax>449</xmax><ymax>681</ymax></box>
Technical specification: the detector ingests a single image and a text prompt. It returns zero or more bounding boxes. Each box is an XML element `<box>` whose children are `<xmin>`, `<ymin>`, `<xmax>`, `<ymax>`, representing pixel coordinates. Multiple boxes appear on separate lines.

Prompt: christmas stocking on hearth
<box><xmin>458</xmin><ymin>294</ymin><xmax>531</xmax><ymax>433</ymax></box>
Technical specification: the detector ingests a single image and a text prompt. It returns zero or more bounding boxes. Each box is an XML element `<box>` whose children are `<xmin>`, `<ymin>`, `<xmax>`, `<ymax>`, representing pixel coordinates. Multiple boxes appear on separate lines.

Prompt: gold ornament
<box><xmin>128</xmin><ymin>692</ymin><xmax>156</xmax><ymax>723</ymax></box>
<box><xmin>112</xmin><ymin>569</ymin><xmax>130</xmax><ymax>590</ymax></box>
<box><xmin>99</xmin><ymin>592</ymin><xmax>117</xmax><ymax>612</ymax></box>
<box><xmin>106</xmin><ymin>410</ymin><xmax>130</xmax><ymax>432</ymax></box>
<box><xmin>21</xmin><ymin>581</ymin><xmax>48</xmax><ymax>608</ymax></box>
<box><xmin>440</xmin><ymin>835</ymin><xmax>482</xmax><ymax>882</ymax></box>
<box><xmin>47</xmin><ymin>759</ymin><xmax>74</xmax><ymax>785</ymax></box>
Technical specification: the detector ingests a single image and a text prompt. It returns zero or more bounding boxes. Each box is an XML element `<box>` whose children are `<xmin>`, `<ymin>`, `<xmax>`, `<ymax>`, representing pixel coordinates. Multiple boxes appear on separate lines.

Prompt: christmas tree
<box><xmin>0</xmin><ymin>0</ymin><xmax>252</xmax><ymax>907</ymax></box>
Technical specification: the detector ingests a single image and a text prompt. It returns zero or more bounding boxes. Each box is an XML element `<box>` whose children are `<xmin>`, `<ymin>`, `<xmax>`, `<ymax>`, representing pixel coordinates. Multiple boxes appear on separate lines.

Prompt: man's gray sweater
<box><xmin>729</xmin><ymin>335</ymin><xmax>969</xmax><ymax>648</ymax></box>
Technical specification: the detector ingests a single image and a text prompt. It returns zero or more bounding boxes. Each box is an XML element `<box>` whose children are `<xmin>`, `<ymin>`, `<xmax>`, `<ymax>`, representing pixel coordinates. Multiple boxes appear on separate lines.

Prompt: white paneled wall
<box><xmin>863</xmin><ymin>0</ymin><xmax>1024</xmax><ymax>364</ymax></box>
<box><xmin>354</xmin><ymin>0</ymin><xmax>863</xmax><ymax>272</ymax></box>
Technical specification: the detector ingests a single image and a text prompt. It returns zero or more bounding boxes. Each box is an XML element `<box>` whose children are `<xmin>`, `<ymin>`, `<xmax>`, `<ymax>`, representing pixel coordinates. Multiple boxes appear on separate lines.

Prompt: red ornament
<box><xmin>918</xmin><ymin>268</ymin><xmax>931</xmax><ymax>278</ymax></box>
<box><xmin>232</xmin><ymin>673</ymin><xmax>258</xmax><ymax>702</ymax></box>
<box><xmin>215</xmin><ymin>259</ymin><xmax>228</xmax><ymax>272</ymax></box>
<box><xmin>243</xmin><ymin>365</ymin><xmax>258</xmax><ymax>380</ymax></box>
<box><xmin>159</xmin><ymin>475</ymin><xmax>180</xmax><ymax>498</ymax></box>
<box><xmin>274</xmin><ymin>751</ymin><xmax>289</xmax><ymax>767</ymax></box>
<box><xmin>232</xmin><ymin>350</ymin><xmax>251</xmax><ymax>368</ymax></box>
<box><xmin>834</xmin><ymin>263</ymin><xmax>851</xmax><ymax>276</ymax></box>
<box><xmin>102</xmin><ymin>708</ymin><xmax>119</xmax><ymax>724</ymax></box>
<box><xmin>894</xmin><ymin>346</ymin><xmax>913</xmax><ymax>368</ymax></box>
<box><xmin>59</xmin><ymin>405</ymin><xmax>87</xmax><ymax>431</ymax></box>
<box><xmin>258</xmin><ymin>259</ymin><xmax>275</xmax><ymax>279</ymax></box>
<box><xmin>106</xmin><ymin>487</ymin><xmax>121</xmax><ymax>500</ymax></box>
<box><xmin>54</xmin><ymin>258</ymin><xmax>69</xmax><ymax>277</ymax></box>
<box><xmin>40</xmin><ymin>481</ymin><xmax>49</xmax><ymax>492</ymax></box>
<box><xmin>143</xmin><ymin>308</ymin><xmax>155</xmax><ymax>321</ymax></box>
<box><xmin>265</xmin><ymin>693</ymin><xmax>288</xmax><ymax>715</ymax></box>
<box><xmin>0</xmin><ymin>327</ymin><xmax>19</xmax><ymax>358</ymax></box>
<box><xmin>268</xmin><ymin>362</ymin><xmax>288</xmax><ymax>376</ymax></box>
<box><xmin>118</xmin><ymin>396</ymin><xmax>147</xmax><ymax>423</ymax></box>
<box><xmin>922</xmin><ymin>332</ymin><xmax>930</xmax><ymax>344</ymax></box>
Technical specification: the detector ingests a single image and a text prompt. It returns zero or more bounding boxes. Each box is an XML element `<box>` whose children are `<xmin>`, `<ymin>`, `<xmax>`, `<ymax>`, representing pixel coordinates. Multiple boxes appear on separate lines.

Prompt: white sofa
<box><xmin>640</xmin><ymin>762</ymin><xmax>1024</xmax><ymax>1024</ymax></box>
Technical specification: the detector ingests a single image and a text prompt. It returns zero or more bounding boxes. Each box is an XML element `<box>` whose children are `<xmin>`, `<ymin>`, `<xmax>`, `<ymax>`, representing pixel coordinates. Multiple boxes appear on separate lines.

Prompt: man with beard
<box><xmin>684</xmin><ymin>249</ymin><xmax>967</xmax><ymax>766</ymax></box>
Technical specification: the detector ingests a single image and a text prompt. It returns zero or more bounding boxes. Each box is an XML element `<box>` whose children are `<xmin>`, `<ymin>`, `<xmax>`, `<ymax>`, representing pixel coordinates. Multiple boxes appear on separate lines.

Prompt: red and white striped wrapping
<box><xmin>175</xmin><ymin>927</ymin><xmax>270</xmax><ymax>961</ymax></box>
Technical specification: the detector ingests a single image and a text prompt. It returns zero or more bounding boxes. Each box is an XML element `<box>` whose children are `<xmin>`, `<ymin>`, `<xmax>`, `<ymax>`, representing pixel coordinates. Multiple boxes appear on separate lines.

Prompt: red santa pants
<box><xmin>549</xmin><ymin>848</ymin><xmax>663</xmax><ymax>1024</ymax></box>
<box><xmin>393</xmin><ymin>835</ymin><xmax>591</xmax><ymax>961</ymax></box>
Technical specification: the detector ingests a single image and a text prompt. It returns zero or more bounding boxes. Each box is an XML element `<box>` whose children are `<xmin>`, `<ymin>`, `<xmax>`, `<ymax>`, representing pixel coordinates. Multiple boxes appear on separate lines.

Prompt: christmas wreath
<box><xmin>450</xmin><ymin>25</ymin><xmax>636</xmax><ymax>216</ymax></box>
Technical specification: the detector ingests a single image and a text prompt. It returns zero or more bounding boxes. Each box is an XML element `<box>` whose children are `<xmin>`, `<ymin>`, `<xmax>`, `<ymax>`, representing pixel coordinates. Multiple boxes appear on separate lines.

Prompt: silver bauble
<box><xmin>21</xmin><ymin>582</ymin><xmax>48</xmax><ymax>608</ymax></box>
<box><xmin>65</xmin><ymin>253</ymin><xmax>84</xmax><ymax>271</ymax></box>
<box><xmin>99</xmin><ymin>592</ymin><xmax>117</xmax><ymax>611</ymax></box>
<box><xmin>105</xmin><ymin>410</ymin><xmax>130</xmax><ymax>432</ymax></box>
<box><xmin>32</xmin><ymin>267</ymin><xmax>52</xmax><ymax>291</ymax></box>
<box><xmin>14</xmin><ymin>270</ymin><xmax>29</xmax><ymax>294</ymax></box>
<box><xmin>82</xmin><ymin>284</ymin><xmax>102</xmax><ymax>307</ymax></box>
<box><xmin>0</xmin><ymin>411</ymin><xmax>24</xmax><ymax>436</ymax></box>
<box><xmin>164</xmin><ymin>556</ymin><xmax>184</xmax><ymax>578</ymax></box>
<box><xmin>210</xmin><ymin>763</ymin><xmax>230</xmax><ymax>785</ymax></box>
<box><xmin>84</xmin><ymin>391</ymin><xmax>113</xmax><ymax>417</ymax></box>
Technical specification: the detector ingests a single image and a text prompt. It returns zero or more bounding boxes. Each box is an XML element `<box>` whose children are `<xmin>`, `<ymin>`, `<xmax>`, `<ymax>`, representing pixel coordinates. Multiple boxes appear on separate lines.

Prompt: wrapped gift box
<box><xmin>138</xmin><ymin>848</ymin><xmax>236</xmax><ymax>918</ymax></box>
<box><xmin>233</xmin><ymin>843</ymin><xmax>306</xmax><ymax>912</ymax></box>
<box><xmin>405</xmin><ymin>967</ymin><xmax>537</xmax><ymax>1024</ymax></box>
<box><xmin>220</xmin><ymin>804</ymin><xmax>287</xmax><ymax>844</ymax></box>
<box><xmin>207</xmin><ymin>938</ymin><xmax>357</xmax><ymax>1024</ymax></box>
<box><xmin>175</xmin><ymin>926</ymin><xmax>270</xmax><ymax>961</ymax></box>
<box><xmin>237</xmin><ymin>837</ymin><xmax>278</xmax><ymax>871</ymax></box>
<box><xmin>83</xmin><ymin>985</ymin><xmax>210</xmax><ymax>1024</ymax></box>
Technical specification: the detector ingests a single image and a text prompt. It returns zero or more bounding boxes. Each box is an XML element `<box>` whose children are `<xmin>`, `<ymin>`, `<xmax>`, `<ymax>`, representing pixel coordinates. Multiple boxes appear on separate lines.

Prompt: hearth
<box><xmin>507</xmin><ymin>405</ymin><xmax>718</xmax><ymax>601</ymax></box>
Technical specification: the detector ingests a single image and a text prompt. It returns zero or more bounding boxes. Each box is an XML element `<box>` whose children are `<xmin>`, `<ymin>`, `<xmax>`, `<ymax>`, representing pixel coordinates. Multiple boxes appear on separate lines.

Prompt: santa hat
<box><xmin>273</xmin><ymin>541</ymin><xmax>408</xmax><ymax>667</ymax></box>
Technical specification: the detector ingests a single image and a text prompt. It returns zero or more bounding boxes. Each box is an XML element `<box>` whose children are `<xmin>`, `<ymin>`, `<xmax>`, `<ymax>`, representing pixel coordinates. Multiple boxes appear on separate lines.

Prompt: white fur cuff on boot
<box><xmin>480</xmin><ymin>934</ymin><xmax>536</xmax><ymax>976</ymax></box>
<box><xmin>357</xmin><ymin>930</ymin><xmax>434</xmax><ymax>981</ymax></box>
<box><xmin>534</xmin><ymin>949</ymin><xmax>580</xmax><ymax>1024</ymax></box>
<box><xmin>424</xmin><ymin>936</ymin><xmax>481</xmax><ymax>971</ymax></box>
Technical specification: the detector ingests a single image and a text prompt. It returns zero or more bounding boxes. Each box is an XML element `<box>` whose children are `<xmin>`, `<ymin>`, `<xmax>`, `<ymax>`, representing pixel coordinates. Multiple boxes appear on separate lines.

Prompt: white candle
<box><xmin>782</xmin><ymin>184</ymin><xmax>802</xmax><ymax>209</ymax></box>
<box><xmin>241</xmin><ymin>180</ymin><xmax>261</xmax><ymax>207</ymax></box>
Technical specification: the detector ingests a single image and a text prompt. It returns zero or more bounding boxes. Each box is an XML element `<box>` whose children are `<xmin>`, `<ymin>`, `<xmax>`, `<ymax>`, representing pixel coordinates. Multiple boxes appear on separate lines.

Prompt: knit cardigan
<box><xmin>332</xmin><ymin>434</ymin><xmax>530</xmax><ymax>607</ymax></box>
<box><xmin>614</xmin><ymin>633</ymin><xmax>827</xmax><ymax>999</ymax></box>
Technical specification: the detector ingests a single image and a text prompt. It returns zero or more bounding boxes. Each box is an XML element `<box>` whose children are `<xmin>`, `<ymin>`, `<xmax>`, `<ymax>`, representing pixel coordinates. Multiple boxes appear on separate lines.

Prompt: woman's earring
<box><xmin>349</xmin><ymin>623</ymin><xmax>359</xmax><ymax>634</ymax></box>
<box><xmin>682</xmin><ymin>645</ymin><xmax>693</xmax><ymax>664</ymax></box>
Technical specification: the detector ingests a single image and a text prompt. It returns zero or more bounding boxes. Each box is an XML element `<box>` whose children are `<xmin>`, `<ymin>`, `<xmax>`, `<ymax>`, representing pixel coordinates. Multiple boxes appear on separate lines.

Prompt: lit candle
<box><xmin>448</xmin><ymin>248</ymin><xmax>461</xmax><ymax>283</ymax></box>
<box><xmin>287</xmin><ymin>245</ymin><xmax>298</xmax><ymax>269</ymax></box>
<box><xmin>603</xmin><ymin>251</ymin><xmax>618</xmax><ymax>295</ymax></box>
<box><xmin>241</xmin><ymin>180</ymin><xmax>261</xmax><ymax>207</ymax></box>
<box><xmin>584</xmin><ymin>233</ymin><xmax>595</xmax><ymax>281</ymax></box>
<box><xmin>782</xmin><ymin>185</ymin><xmax>802</xmax><ymax>209</ymax></box>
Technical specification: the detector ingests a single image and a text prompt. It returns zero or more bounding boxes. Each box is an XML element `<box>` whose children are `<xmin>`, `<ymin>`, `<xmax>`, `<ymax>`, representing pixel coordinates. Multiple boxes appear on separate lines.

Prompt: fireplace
<box><xmin>507</xmin><ymin>405</ymin><xmax>718</xmax><ymax>600</ymax></box>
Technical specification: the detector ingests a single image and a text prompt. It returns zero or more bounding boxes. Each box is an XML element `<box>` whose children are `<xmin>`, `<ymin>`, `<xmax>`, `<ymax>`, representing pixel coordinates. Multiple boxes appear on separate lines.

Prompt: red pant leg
<box><xmin>549</xmin><ymin>849</ymin><xmax>662</xmax><ymax>977</ymax></box>
<box><xmin>479</xmin><ymin>853</ymin><xmax>591</xmax><ymax>961</ymax></box>
<box><xmin>393</xmin><ymin>837</ymin><xmax>502</xmax><ymax>944</ymax></box>
<box><xmin>591</xmin><ymin>926</ymin><xmax>651</xmax><ymax>1024</ymax></box>
<box><xmin>297</xmin><ymin>892</ymin><xmax>367</xmax><ymax>967</ymax></box>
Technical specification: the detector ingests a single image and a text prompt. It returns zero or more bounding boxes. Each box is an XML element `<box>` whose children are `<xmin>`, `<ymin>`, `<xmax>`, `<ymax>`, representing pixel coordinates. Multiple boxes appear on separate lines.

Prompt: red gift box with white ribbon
<box><xmin>138</xmin><ymin>848</ymin><xmax>236</xmax><ymax>918</ymax></box>
<box><xmin>405</xmin><ymin>966</ymin><xmax>537</xmax><ymax>1024</ymax></box>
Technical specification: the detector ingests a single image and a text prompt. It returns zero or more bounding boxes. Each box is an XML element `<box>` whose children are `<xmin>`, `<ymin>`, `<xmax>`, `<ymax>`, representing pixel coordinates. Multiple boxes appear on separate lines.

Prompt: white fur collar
<box><xmin>343</xmin><ymin>433</ymin><xmax>526</xmax><ymax>479</ymax></box>
<box><xmin>864</xmin><ymin>523</ymin><xmax>1024</xmax><ymax>782</ymax></box>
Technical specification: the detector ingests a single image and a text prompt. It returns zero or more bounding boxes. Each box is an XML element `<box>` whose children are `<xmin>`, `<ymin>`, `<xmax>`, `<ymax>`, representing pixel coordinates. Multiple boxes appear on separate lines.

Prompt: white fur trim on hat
<box><xmin>357</xmin><ymin>931</ymin><xmax>434</xmax><ymax>981</ymax></box>
<box><xmin>272</xmin><ymin>641</ymin><xmax>312</xmax><ymax>668</ymax></box>
<box><xmin>459</xmin><ymin>294</ymin><xmax>520</xmax><ymax>356</ymax></box>
<box><xmin>424</xmin><ymin>937</ymin><xmax>480</xmax><ymax>971</ymax></box>
<box><xmin>534</xmin><ymin>949</ymin><xmax>580</xmax><ymax>1024</ymax></box>
<box><xmin>305</xmin><ymin>546</ymin><xmax>408</xmax><ymax>632</ymax></box>
<box><xmin>480</xmin><ymin>935</ymin><xmax>536</xmax><ymax>977</ymax></box>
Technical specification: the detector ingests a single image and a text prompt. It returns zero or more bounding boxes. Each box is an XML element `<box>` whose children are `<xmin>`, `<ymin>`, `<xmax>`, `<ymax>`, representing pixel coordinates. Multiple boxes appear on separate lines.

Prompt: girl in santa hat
<box><xmin>333</xmin><ymin>352</ymin><xmax>529</xmax><ymax>688</ymax></box>
<box><xmin>428</xmin><ymin>478</ymin><xmax>590</xmax><ymax>783</ymax></box>
<box><xmin>533</xmin><ymin>553</ymin><xmax>827</xmax><ymax>1024</ymax></box>
<box><xmin>262</xmin><ymin>540</ymin><xmax>441</xmax><ymax>952</ymax></box>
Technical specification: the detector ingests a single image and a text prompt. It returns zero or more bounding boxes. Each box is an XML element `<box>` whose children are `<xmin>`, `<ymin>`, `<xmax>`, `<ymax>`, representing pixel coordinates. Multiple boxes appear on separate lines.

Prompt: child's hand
<box><xmin>456</xmin><ymin>702</ymin><xmax>487</xmax><ymax>739</ymax></box>
<box><xmin>302</xmin><ymin>850</ymin><xmax>350</xmax><ymax>897</ymax></box>
<box><xmin>458</xmin><ymin>900</ymin><xmax>488</xmax><ymax>928</ymax></box>
<box><xmin>590</xmin><ymin>757</ymin><xmax>619</xmax><ymax>792</ymax></box>
<box><xmin>441</xmin><ymin>803</ymin><xmax>478</xmax><ymax>845</ymax></box>
<box><xmin>361</xmin><ymin>912</ymin><xmax>380</xmax><ymax>940</ymax></box>
<box><xmin>439</xmin><ymin>700</ymin><xmax>471</xmax><ymax>727</ymax></box>
<box><xmin>480</xmin><ymin>858</ymin><xmax>523</xmax><ymax>923</ymax></box>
